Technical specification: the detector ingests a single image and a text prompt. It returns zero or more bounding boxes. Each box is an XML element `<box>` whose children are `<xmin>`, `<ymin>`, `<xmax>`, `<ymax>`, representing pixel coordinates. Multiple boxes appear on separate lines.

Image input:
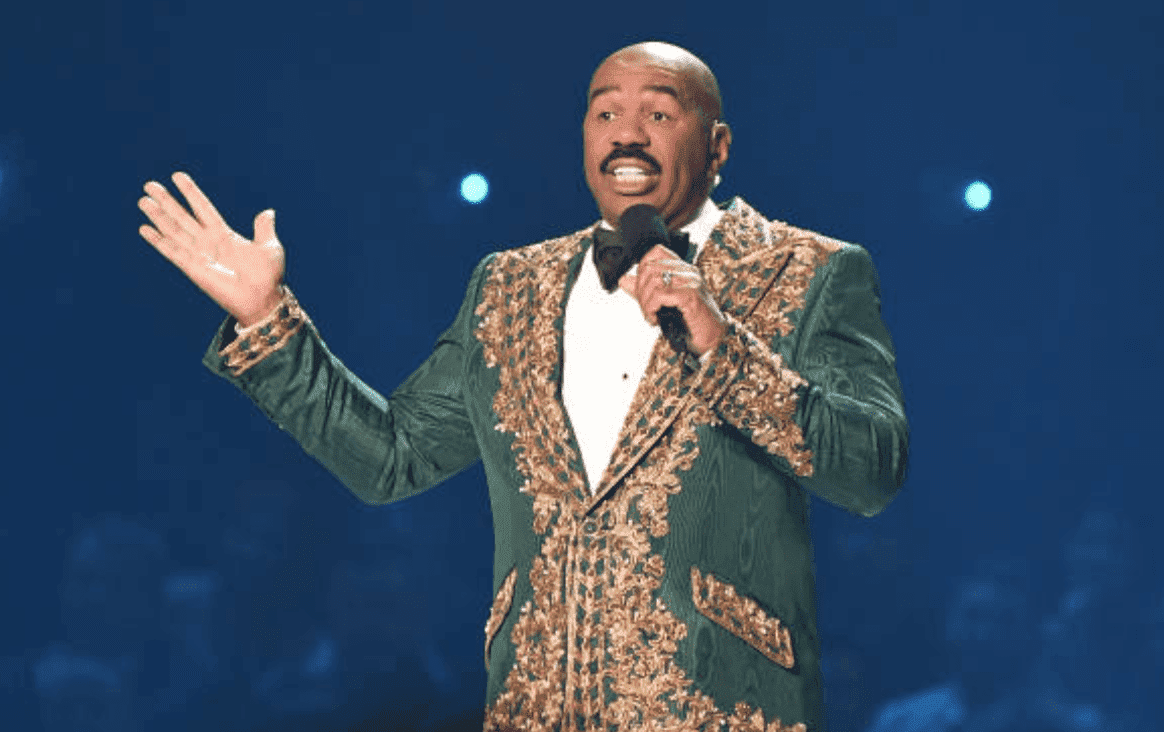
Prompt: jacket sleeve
<box><xmin>692</xmin><ymin>244</ymin><xmax>909</xmax><ymax>517</ymax></box>
<box><xmin>200</xmin><ymin>255</ymin><xmax>493</xmax><ymax>506</ymax></box>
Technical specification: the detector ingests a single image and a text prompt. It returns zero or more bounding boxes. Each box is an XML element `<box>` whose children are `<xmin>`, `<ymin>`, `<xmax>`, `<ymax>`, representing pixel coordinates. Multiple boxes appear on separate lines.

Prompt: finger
<box><xmin>636</xmin><ymin>259</ymin><xmax>688</xmax><ymax>284</ymax></box>
<box><xmin>647</xmin><ymin>268</ymin><xmax>701</xmax><ymax>314</ymax></box>
<box><xmin>663</xmin><ymin>270</ymin><xmax>702</xmax><ymax>287</ymax></box>
<box><xmin>252</xmin><ymin>209</ymin><xmax>276</xmax><ymax>247</ymax></box>
<box><xmin>642</xmin><ymin>263</ymin><xmax>690</xmax><ymax>294</ymax></box>
<box><xmin>619</xmin><ymin>272</ymin><xmax>636</xmax><ymax>295</ymax></box>
<box><xmin>139</xmin><ymin>222</ymin><xmax>237</xmax><ymax>288</ymax></box>
<box><xmin>637</xmin><ymin>269</ymin><xmax>665</xmax><ymax>323</ymax></box>
<box><xmin>143</xmin><ymin>181</ymin><xmax>201</xmax><ymax>238</ymax></box>
<box><xmin>643</xmin><ymin>244</ymin><xmax>679</xmax><ymax>263</ymax></box>
<box><xmin>138</xmin><ymin>195</ymin><xmax>195</xmax><ymax>248</ymax></box>
<box><xmin>171</xmin><ymin>171</ymin><xmax>229</xmax><ymax>231</ymax></box>
<box><xmin>643</xmin><ymin>286</ymin><xmax>694</xmax><ymax>326</ymax></box>
<box><xmin>139</xmin><ymin>222</ymin><xmax>197</xmax><ymax>274</ymax></box>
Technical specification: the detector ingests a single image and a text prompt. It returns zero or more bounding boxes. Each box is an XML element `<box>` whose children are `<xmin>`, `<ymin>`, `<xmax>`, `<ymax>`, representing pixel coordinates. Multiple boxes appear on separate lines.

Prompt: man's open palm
<box><xmin>138</xmin><ymin>172</ymin><xmax>285</xmax><ymax>327</ymax></box>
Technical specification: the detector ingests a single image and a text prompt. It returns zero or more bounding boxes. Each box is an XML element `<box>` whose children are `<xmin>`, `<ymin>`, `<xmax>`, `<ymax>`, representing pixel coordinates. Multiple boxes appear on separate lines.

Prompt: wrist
<box><xmin>219</xmin><ymin>285</ymin><xmax>311</xmax><ymax>376</ymax></box>
<box><xmin>235</xmin><ymin>287</ymin><xmax>287</xmax><ymax>333</ymax></box>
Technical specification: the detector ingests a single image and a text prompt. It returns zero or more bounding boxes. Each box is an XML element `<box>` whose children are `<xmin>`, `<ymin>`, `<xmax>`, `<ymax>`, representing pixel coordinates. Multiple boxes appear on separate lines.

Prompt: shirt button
<box><xmin>622</xmin><ymin>373</ymin><xmax>628</xmax><ymax>380</ymax></box>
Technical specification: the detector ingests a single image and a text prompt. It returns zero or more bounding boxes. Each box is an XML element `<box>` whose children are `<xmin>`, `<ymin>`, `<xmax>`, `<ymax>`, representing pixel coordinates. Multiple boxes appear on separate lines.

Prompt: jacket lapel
<box><xmin>582</xmin><ymin>197</ymin><xmax>794</xmax><ymax>513</ymax></box>
<box><xmin>475</xmin><ymin>225</ymin><xmax>596</xmax><ymax>520</ymax></box>
<box><xmin>477</xmin><ymin>199</ymin><xmax>793</xmax><ymax>517</ymax></box>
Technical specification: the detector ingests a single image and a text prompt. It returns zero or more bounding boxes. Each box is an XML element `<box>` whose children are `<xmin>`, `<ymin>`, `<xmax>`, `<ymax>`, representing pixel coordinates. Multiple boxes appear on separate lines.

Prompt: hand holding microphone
<box><xmin>610</xmin><ymin>204</ymin><xmax>728</xmax><ymax>359</ymax></box>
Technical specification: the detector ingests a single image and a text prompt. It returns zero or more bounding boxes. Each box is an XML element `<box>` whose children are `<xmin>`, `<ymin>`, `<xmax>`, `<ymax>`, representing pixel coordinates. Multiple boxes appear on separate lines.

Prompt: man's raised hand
<box><xmin>138</xmin><ymin>172</ymin><xmax>286</xmax><ymax>327</ymax></box>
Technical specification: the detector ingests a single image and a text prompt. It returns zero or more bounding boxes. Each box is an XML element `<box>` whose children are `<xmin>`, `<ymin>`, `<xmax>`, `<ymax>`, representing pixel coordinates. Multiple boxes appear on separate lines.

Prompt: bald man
<box><xmin>139</xmin><ymin>41</ymin><xmax>908</xmax><ymax>732</ymax></box>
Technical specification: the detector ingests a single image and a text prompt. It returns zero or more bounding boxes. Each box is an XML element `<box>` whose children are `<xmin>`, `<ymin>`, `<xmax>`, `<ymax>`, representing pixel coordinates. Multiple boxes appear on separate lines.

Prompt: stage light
<box><xmin>460</xmin><ymin>173</ymin><xmax>488</xmax><ymax>203</ymax></box>
<box><xmin>964</xmin><ymin>181</ymin><xmax>992</xmax><ymax>211</ymax></box>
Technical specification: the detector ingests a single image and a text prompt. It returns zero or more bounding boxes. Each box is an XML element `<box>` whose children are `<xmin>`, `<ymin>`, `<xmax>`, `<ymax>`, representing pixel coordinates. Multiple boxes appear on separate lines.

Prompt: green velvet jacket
<box><xmin>202</xmin><ymin>197</ymin><xmax>908</xmax><ymax>732</ymax></box>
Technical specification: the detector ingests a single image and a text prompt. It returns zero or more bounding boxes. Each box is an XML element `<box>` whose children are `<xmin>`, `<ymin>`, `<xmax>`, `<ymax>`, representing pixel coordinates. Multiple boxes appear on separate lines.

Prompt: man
<box><xmin>137</xmin><ymin>41</ymin><xmax>908</xmax><ymax>732</ymax></box>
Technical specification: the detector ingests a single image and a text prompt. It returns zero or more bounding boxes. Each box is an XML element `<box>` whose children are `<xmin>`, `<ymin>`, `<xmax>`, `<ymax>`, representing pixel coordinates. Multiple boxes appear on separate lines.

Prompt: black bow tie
<box><xmin>592</xmin><ymin>227</ymin><xmax>692</xmax><ymax>292</ymax></box>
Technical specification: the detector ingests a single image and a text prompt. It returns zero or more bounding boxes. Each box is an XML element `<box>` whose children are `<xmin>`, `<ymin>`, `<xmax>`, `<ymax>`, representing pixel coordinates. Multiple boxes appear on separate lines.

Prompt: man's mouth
<box><xmin>602</xmin><ymin>154</ymin><xmax>660</xmax><ymax>175</ymax></box>
<box><xmin>602</xmin><ymin>158</ymin><xmax>660</xmax><ymax>194</ymax></box>
<box><xmin>609</xmin><ymin>164</ymin><xmax>656</xmax><ymax>183</ymax></box>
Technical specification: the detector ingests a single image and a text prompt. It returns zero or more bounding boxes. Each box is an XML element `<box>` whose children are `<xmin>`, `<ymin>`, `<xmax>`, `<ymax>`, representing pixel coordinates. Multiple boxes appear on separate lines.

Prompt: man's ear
<box><xmin>708</xmin><ymin>121</ymin><xmax>732</xmax><ymax>175</ymax></box>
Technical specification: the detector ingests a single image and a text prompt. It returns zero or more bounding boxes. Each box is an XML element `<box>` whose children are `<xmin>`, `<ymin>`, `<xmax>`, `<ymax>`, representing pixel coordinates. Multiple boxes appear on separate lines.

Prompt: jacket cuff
<box><xmin>690</xmin><ymin>312</ymin><xmax>814</xmax><ymax>478</ymax></box>
<box><xmin>215</xmin><ymin>286</ymin><xmax>311</xmax><ymax>377</ymax></box>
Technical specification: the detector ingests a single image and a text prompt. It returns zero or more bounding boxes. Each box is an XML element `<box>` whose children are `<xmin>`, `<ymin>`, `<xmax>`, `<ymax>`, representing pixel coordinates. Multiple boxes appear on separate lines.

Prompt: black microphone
<box><xmin>616</xmin><ymin>204</ymin><xmax>691</xmax><ymax>357</ymax></box>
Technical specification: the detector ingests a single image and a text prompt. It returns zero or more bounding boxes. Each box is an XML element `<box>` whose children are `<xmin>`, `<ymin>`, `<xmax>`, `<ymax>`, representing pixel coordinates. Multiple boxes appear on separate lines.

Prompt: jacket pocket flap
<box><xmin>691</xmin><ymin>566</ymin><xmax>795</xmax><ymax>669</ymax></box>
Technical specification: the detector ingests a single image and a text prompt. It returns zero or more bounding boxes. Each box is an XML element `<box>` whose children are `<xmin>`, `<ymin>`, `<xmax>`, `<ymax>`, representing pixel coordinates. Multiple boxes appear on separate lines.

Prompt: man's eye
<box><xmin>598</xmin><ymin>111</ymin><xmax>614</xmax><ymax>121</ymax></box>
<box><xmin>651</xmin><ymin>111</ymin><xmax>670</xmax><ymax>122</ymax></box>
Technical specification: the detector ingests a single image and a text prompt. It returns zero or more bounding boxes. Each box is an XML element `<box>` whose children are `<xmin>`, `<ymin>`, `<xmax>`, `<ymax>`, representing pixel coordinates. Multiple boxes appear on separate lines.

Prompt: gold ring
<box><xmin>662</xmin><ymin>271</ymin><xmax>672</xmax><ymax>287</ymax></box>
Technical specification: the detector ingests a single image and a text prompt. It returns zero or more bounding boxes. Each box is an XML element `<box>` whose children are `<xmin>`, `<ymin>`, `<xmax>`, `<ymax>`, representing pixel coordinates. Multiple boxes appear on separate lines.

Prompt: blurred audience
<box><xmin>863</xmin><ymin>553</ymin><xmax>1040</xmax><ymax>732</ymax></box>
<box><xmin>33</xmin><ymin>643</ymin><xmax>142</xmax><ymax>732</ymax></box>
<box><xmin>1028</xmin><ymin>505</ymin><xmax>1144</xmax><ymax>732</ymax></box>
<box><xmin>40</xmin><ymin>513</ymin><xmax>171</xmax><ymax>731</ymax></box>
<box><xmin>820</xmin><ymin>635</ymin><xmax>875</xmax><ymax>732</ymax></box>
<box><xmin>14</xmin><ymin>492</ymin><xmax>1155</xmax><ymax>731</ymax></box>
<box><xmin>863</xmin><ymin>503</ymin><xmax>1157</xmax><ymax>732</ymax></box>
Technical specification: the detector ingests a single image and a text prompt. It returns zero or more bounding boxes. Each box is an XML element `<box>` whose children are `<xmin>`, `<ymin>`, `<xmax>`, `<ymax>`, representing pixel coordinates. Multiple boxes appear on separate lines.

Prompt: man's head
<box><xmin>583</xmin><ymin>42</ymin><xmax>732</xmax><ymax>230</ymax></box>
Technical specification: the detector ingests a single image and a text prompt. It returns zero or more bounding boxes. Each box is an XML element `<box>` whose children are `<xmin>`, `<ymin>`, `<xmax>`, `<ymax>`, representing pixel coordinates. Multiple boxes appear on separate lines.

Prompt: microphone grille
<box><xmin>617</xmin><ymin>204</ymin><xmax>669</xmax><ymax>255</ymax></box>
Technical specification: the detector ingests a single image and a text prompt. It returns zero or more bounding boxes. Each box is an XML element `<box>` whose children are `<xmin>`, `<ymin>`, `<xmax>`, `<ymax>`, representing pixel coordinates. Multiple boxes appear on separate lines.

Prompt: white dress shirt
<box><xmin>562</xmin><ymin>198</ymin><xmax>725</xmax><ymax>494</ymax></box>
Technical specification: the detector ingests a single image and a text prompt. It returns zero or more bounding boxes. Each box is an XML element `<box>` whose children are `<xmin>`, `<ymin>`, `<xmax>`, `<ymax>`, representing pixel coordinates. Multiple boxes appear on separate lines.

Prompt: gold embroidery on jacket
<box><xmin>473</xmin><ymin>230</ymin><xmax>591</xmax><ymax>512</ymax></box>
<box><xmin>217</xmin><ymin>285</ymin><xmax>312</xmax><ymax>376</ymax></box>
<box><xmin>726</xmin><ymin>702</ymin><xmax>809</xmax><ymax>732</ymax></box>
<box><xmin>591</xmin><ymin>199</ymin><xmax>816</xmax><ymax>503</ymax></box>
<box><xmin>691</xmin><ymin>567</ymin><xmax>795</xmax><ymax>670</ymax></box>
<box><xmin>474</xmin><ymin>201</ymin><xmax>821</xmax><ymax>730</ymax></box>
<box><xmin>598</xmin><ymin>397</ymin><xmax>727</xmax><ymax>729</ymax></box>
<box><xmin>714</xmin><ymin>315</ymin><xmax>815</xmax><ymax>477</ymax></box>
<box><xmin>697</xmin><ymin>204</ymin><xmax>844</xmax><ymax>478</ymax></box>
<box><xmin>475</xmin><ymin>229</ymin><xmax>591</xmax><ymax>730</ymax></box>
<box><xmin>484</xmin><ymin>568</ymin><xmax>518</xmax><ymax>670</ymax></box>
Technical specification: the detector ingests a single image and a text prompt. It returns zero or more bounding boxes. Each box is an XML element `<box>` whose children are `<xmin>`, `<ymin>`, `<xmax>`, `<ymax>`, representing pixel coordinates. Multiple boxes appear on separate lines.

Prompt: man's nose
<box><xmin>610</xmin><ymin>114</ymin><xmax>650</xmax><ymax>146</ymax></box>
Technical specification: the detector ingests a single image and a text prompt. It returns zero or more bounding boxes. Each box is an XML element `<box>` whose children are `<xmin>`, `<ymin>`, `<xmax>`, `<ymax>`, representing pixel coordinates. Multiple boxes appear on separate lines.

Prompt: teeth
<box><xmin>613</xmin><ymin>167</ymin><xmax>650</xmax><ymax>177</ymax></box>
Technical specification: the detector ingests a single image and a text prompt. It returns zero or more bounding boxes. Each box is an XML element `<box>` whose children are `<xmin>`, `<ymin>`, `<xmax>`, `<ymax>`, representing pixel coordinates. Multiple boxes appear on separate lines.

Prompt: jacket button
<box><xmin>584</xmin><ymin>522</ymin><xmax>596</xmax><ymax>534</ymax></box>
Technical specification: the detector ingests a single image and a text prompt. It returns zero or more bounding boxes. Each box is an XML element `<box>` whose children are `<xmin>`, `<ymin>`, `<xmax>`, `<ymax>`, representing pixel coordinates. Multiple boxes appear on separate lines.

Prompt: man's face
<box><xmin>583</xmin><ymin>59</ymin><xmax>722</xmax><ymax>230</ymax></box>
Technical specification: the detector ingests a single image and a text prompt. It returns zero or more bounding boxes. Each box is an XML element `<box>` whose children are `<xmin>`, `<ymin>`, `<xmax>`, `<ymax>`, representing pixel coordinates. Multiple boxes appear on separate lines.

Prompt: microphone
<box><xmin>616</xmin><ymin>204</ymin><xmax>691</xmax><ymax>356</ymax></box>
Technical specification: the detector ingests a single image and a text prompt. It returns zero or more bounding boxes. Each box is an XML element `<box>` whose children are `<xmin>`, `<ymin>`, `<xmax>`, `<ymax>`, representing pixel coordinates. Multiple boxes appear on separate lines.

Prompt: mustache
<box><xmin>600</xmin><ymin>147</ymin><xmax>660</xmax><ymax>174</ymax></box>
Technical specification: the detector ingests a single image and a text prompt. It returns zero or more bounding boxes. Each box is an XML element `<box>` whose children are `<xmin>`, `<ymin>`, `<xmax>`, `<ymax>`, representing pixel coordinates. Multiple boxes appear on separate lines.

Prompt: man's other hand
<box><xmin>138</xmin><ymin>171</ymin><xmax>285</xmax><ymax>327</ymax></box>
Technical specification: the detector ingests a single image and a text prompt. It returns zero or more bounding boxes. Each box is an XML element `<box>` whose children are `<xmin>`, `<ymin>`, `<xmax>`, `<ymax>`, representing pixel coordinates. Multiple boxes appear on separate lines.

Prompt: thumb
<box><xmin>253</xmin><ymin>208</ymin><xmax>276</xmax><ymax>244</ymax></box>
<box><xmin>619</xmin><ymin>272</ymin><xmax>636</xmax><ymax>295</ymax></box>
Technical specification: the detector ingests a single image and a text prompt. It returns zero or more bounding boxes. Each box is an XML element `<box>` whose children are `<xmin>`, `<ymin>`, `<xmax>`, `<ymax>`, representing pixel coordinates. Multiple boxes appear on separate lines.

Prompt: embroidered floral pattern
<box><xmin>474</xmin><ymin>200</ymin><xmax>826</xmax><ymax>731</ymax></box>
<box><xmin>725</xmin><ymin>702</ymin><xmax>809</xmax><ymax>732</ymax></box>
<box><xmin>475</xmin><ymin>228</ymin><xmax>591</xmax><ymax>730</ymax></box>
<box><xmin>216</xmin><ymin>285</ymin><xmax>312</xmax><ymax>376</ymax></box>
<box><xmin>696</xmin><ymin>207</ymin><xmax>845</xmax><ymax>478</ymax></box>
<box><xmin>484</xmin><ymin>568</ymin><xmax>518</xmax><ymax>670</ymax></box>
<box><xmin>597</xmin><ymin>398</ymin><xmax>728</xmax><ymax>729</ymax></box>
<box><xmin>713</xmin><ymin>316</ymin><xmax>815</xmax><ymax>477</ymax></box>
<box><xmin>691</xmin><ymin>567</ymin><xmax>795</xmax><ymax>670</ymax></box>
<box><xmin>473</xmin><ymin>230</ymin><xmax>592</xmax><ymax>513</ymax></box>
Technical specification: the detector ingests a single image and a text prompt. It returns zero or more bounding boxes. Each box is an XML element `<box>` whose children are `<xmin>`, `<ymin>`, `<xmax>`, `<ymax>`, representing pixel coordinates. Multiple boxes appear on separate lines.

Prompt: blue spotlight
<box><xmin>964</xmin><ymin>181</ymin><xmax>992</xmax><ymax>211</ymax></box>
<box><xmin>460</xmin><ymin>173</ymin><xmax>488</xmax><ymax>203</ymax></box>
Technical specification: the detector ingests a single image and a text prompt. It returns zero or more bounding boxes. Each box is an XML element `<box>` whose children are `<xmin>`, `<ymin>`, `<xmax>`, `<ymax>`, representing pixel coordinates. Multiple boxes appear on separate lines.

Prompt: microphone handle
<box><xmin>657</xmin><ymin>306</ymin><xmax>690</xmax><ymax>355</ymax></box>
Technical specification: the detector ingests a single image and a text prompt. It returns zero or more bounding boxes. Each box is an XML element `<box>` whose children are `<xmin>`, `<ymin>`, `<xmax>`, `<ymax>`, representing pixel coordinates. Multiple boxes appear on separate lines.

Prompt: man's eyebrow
<box><xmin>588</xmin><ymin>84</ymin><xmax>683</xmax><ymax>105</ymax></box>
<box><xmin>644</xmin><ymin>84</ymin><xmax>682</xmax><ymax>102</ymax></box>
<box><xmin>589</xmin><ymin>85</ymin><xmax>618</xmax><ymax>104</ymax></box>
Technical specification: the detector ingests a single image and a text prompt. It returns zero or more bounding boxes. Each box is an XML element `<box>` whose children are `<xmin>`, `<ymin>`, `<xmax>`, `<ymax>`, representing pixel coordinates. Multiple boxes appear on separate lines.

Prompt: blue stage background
<box><xmin>0</xmin><ymin>1</ymin><xmax>1160</xmax><ymax>729</ymax></box>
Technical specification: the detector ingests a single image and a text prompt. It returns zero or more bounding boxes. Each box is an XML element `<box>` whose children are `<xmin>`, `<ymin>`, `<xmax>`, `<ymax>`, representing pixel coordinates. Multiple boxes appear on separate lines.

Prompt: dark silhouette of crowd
<box><xmin>823</xmin><ymin>503</ymin><xmax>1160</xmax><ymax>732</ymax></box>
<box><xmin>1</xmin><ymin>495</ymin><xmax>1158</xmax><ymax>731</ymax></box>
<box><xmin>0</xmin><ymin>479</ymin><xmax>484</xmax><ymax>731</ymax></box>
